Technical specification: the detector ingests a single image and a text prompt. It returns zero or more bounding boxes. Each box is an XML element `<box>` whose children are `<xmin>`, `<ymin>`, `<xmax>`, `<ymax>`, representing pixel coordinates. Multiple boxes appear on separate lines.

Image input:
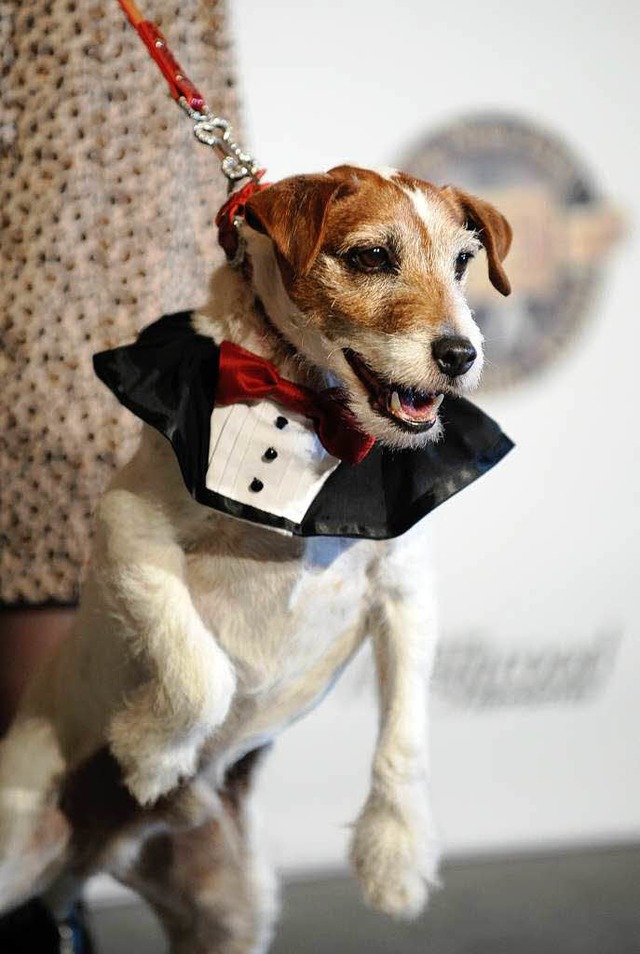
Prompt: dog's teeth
<box><xmin>434</xmin><ymin>393</ymin><xmax>445</xmax><ymax>410</ymax></box>
<box><xmin>390</xmin><ymin>391</ymin><xmax>402</xmax><ymax>412</ymax></box>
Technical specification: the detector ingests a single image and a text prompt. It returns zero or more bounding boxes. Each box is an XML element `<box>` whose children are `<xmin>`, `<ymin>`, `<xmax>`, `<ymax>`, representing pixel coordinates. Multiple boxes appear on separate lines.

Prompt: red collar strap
<box><xmin>215</xmin><ymin>177</ymin><xmax>269</xmax><ymax>262</ymax></box>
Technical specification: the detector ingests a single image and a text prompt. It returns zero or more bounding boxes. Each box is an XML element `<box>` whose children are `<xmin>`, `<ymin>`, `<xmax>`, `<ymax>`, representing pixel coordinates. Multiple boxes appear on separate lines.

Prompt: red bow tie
<box><xmin>216</xmin><ymin>341</ymin><xmax>375</xmax><ymax>465</ymax></box>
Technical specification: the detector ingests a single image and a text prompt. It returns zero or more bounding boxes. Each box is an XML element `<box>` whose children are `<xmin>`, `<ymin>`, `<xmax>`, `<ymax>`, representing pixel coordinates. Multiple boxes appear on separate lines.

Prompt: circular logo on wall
<box><xmin>401</xmin><ymin>114</ymin><xmax>623</xmax><ymax>390</ymax></box>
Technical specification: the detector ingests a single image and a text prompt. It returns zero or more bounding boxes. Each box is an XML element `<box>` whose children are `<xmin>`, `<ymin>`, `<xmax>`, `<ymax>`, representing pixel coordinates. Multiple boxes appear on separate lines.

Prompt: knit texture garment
<box><xmin>1</xmin><ymin>0</ymin><xmax>239</xmax><ymax>604</ymax></box>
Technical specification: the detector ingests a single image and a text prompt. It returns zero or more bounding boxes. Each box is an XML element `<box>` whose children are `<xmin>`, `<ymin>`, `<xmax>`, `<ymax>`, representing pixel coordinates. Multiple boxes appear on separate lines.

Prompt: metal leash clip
<box><xmin>179</xmin><ymin>99</ymin><xmax>261</xmax><ymax>184</ymax></box>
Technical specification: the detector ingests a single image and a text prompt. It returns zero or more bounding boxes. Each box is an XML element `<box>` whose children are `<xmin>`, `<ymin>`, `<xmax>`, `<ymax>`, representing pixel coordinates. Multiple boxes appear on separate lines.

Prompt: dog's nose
<box><xmin>431</xmin><ymin>336</ymin><xmax>477</xmax><ymax>377</ymax></box>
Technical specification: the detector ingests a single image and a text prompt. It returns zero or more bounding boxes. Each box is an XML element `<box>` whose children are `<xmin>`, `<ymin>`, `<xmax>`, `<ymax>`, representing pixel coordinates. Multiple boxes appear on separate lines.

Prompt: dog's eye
<box><xmin>455</xmin><ymin>251</ymin><xmax>474</xmax><ymax>280</ymax></box>
<box><xmin>348</xmin><ymin>247</ymin><xmax>394</xmax><ymax>274</ymax></box>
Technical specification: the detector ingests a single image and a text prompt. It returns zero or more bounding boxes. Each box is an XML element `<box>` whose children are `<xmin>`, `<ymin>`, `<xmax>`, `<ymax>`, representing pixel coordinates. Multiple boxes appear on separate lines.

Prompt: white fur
<box><xmin>0</xmin><ymin>169</ymin><xmax>498</xmax><ymax>923</ymax></box>
<box><xmin>401</xmin><ymin>185</ymin><xmax>485</xmax><ymax>387</ymax></box>
<box><xmin>0</xmin><ymin>717</ymin><xmax>69</xmax><ymax>910</ymax></box>
<box><xmin>403</xmin><ymin>185</ymin><xmax>446</xmax><ymax>236</ymax></box>
<box><xmin>374</xmin><ymin>165</ymin><xmax>401</xmax><ymax>180</ymax></box>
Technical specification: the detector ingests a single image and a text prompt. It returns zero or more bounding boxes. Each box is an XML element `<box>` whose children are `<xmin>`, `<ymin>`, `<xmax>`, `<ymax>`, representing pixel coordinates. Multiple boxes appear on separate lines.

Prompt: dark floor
<box><xmin>90</xmin><ymin>844</ymin><xmax>640</xmax><ymax>953</ymax></box>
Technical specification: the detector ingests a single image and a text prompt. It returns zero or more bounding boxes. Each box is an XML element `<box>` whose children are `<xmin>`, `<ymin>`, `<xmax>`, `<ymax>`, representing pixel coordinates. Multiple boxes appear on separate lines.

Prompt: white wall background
<box><xmin>226</xmin><ymin>0</ymin><xmax>640</xmax><ymax>871</ymax></box>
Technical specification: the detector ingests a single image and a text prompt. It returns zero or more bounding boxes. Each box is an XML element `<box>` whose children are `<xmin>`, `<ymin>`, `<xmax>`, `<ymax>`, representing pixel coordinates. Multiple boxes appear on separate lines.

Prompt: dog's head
<box><xmin>242</xmin><ymin>165</ymin><xmax>512</xmax><ymax>449</ymax></box>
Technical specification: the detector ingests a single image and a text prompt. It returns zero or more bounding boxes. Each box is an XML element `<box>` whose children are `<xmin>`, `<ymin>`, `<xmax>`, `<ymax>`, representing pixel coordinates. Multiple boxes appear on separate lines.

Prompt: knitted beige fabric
<box><xmin>1</xmin><ymin>0</ymin><xmax>240</xmax><ymax>604</ymax></box>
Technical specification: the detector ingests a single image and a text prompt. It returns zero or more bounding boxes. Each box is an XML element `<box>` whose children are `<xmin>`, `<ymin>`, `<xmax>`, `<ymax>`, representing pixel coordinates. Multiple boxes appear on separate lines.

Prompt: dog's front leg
<box><xmin>350</xmin><ymin>536</ymin><xmax>439</xmax><ymax>919</ymax></box>
<box><xmin>94</xmin><ymin>488</ymin><xmax>236</xmax><ymax>807</ymax></box>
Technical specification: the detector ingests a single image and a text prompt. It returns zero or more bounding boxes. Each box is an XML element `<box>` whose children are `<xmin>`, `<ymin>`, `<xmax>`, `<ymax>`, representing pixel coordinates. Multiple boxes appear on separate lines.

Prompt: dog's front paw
<box><xmin>109</xmin><ymin>678</ymin><xmax>234</xmax><ymax>807</ymax></box>
<box><xmin>120</xmin><ymin>738</ymin><xmax>204</xmax><ymax>807</ymax></box>
<box><xmin>349</xmin><ymin>792</ymin><xmax>439</xmax><ymax>920</ymax></box>
<box><xmin>109</xmin><ymin>642</ymin><xmax>236</xmax><ymax>806</ymax></box>
<box><xmin>110</xmin><ymin>711</ymin><xmax>207</xmax><ymax>807</ymax></box>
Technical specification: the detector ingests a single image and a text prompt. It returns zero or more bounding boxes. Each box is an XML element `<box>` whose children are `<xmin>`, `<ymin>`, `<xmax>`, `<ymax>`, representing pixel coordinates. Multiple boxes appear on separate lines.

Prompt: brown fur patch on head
<box><xmin>244</xmin><ymin>174</ymin><xmax>355</xmax><ymax>277</ymax></box>
<box><xmin>244</xmin><ymin>165</ymin><xmax>511</xmax><ymax>346</ymax></box>
<box><xmin>265</xmin><ymin>164</ymin><xmax>467</xmax><ymax>337</ymax></box>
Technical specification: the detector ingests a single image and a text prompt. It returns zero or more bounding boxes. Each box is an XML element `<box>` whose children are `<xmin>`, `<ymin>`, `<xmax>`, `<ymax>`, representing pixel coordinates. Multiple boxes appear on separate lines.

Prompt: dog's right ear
<box><xmin>244</xmin><ymin>174</ymin><xmax>353</xmax><ymax>277</ymax></box>
<box><xmin>441</xmin><ymin>186</ymin><xmax>513</xmax><ymax>296</ymax></box>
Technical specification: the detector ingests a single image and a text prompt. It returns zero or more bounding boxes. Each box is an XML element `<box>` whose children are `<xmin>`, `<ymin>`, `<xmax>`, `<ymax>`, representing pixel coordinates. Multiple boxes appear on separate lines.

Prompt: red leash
<box><xmin>116</xmin><ymin>0</ymin><xmax>206</xmax><ymax>111</ymax></box>
<box><xmin>115</xmin><ymin>0</ymin><xmax>266</xmax><ymax>258</ymax></box>
<box><xmin>115</xmin><ymin>0</ymin><xmax>262</xmax><ymax>187</ymax></box>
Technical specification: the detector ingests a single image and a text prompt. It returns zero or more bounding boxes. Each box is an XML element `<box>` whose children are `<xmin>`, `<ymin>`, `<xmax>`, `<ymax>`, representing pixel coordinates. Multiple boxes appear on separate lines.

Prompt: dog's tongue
<box><xmin>387</xmin><ymin>388</ymin><xmax>444</xmax><ymax>423</ymax></box>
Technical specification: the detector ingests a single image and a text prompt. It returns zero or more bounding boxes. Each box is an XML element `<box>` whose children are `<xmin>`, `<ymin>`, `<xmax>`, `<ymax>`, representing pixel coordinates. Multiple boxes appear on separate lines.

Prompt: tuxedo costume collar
<box><xmin>93</xmin><ymin>311</ymin><xmax>514</xmax><ymax>540</ymax></box>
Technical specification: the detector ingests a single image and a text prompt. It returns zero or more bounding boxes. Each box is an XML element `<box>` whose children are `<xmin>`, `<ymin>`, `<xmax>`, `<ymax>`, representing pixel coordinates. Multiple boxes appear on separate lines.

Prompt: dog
<box><xmin>0</xmin><ymin>165</ymin><xmax>512</xmax><ymax>952</ymax></box>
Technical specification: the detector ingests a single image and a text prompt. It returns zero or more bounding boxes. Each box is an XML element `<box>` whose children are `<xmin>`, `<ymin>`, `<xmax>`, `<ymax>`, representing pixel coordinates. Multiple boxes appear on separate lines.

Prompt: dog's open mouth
<box><xmin>343</xmin><ymin>349</ymin><xmax>444</xmax><ymax>432</ymax></box>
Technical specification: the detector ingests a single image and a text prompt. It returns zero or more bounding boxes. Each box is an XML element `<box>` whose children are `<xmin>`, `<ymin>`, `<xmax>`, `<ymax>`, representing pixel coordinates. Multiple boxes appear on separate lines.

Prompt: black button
<box><xmin>275</xmin><ymin>416</ymin><xmax>288</xmax><ymax>429</ymax></box>
<box><xmin>263</xmin><ymin>447</ymin><xmax>278</xmax><ymax>462</ymax></box>
<box><xmin>249</xmin><ymin>478</ymin><xmax>264</xmax><ymax>493</ymax></box>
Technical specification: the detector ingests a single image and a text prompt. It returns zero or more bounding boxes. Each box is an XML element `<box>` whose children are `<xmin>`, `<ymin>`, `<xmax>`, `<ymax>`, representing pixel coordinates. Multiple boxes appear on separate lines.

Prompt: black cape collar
<box><xmin>93</xmin><ymin>311</ymin><xmax>514</xmax><ymax>540</ymax></box>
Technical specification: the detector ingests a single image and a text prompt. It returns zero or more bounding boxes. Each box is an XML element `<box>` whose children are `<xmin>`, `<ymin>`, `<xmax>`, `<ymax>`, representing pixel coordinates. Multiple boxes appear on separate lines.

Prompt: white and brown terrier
<box><xmin>0</xmin><ymin>165</ymin><xmax>511</xmax><ymax>952</ymax></box>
